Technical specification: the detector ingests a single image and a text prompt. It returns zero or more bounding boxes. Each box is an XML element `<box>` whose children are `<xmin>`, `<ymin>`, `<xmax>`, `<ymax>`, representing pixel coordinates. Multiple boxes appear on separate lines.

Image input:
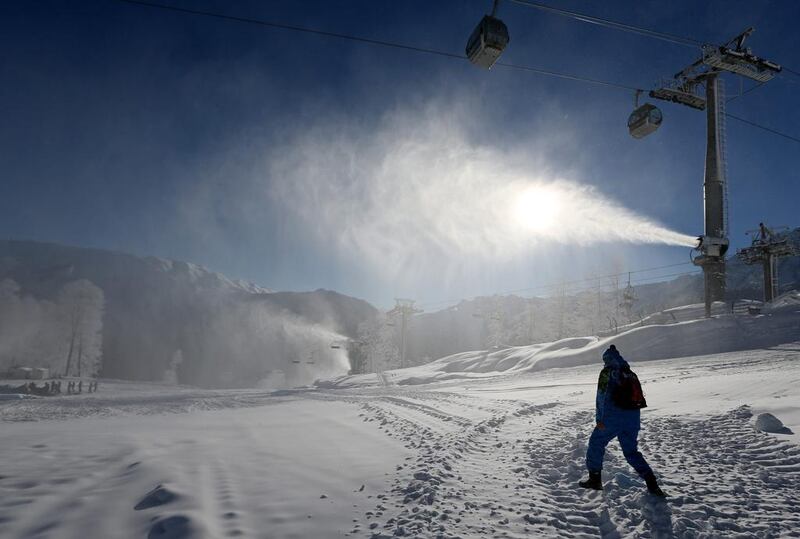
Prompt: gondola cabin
<box><xmin>627</xmin><ymin>103</ymin><xmax>662</xmax><ymax>139</ymax></box>
<box><xmin>466</xmin><ymin>15</ymin><xmax>509</xmax><ymax>69</ymax></box>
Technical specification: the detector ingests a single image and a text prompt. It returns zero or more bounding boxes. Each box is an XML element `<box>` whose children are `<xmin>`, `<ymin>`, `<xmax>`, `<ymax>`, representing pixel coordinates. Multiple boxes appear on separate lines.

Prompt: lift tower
<box><xmin>388</xmin><ymin>299</ymin><xmax>423</xmax><ymax>369</ymax></box>
<box><xmin>644</xmin><ymin>28</ymin><xmax>781</xmax><ymax>317</ymax></box>
<box><xmin>695</xmin><ymin>71</ymin><xmax>728</xmax><ymax>317</ymax></box>
<box><xmin>736</xmin><ymin>223</ymin><xmax>799</xmax><ymax>303</ymax></box>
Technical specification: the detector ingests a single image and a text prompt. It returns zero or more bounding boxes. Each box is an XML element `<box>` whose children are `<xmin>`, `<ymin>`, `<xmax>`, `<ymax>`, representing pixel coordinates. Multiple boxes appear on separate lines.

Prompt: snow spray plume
<box><xmin>269</xmin><ymin>105</ymin><xmax>697</xmax><ymax>279</ymax></box>
<box><xmin>192</xmin><ymin>297</ymin><xmax>350</xmax><ymax>388</ymax></box>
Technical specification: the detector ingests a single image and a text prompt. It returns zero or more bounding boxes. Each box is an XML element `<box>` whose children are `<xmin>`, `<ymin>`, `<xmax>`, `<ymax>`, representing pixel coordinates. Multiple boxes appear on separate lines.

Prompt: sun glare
<box><xmin>513</xmin><ymin>186</ymin><xmax>562</xmax><ymax>232</ymax></box>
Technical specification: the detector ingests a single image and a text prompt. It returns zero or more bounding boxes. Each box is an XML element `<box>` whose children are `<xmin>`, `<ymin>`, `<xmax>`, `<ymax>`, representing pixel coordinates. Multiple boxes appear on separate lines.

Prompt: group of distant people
<box><xmin>22</xmin><ymin>380</ymin><xmax>99</xmax><ymax>396</ymax></box>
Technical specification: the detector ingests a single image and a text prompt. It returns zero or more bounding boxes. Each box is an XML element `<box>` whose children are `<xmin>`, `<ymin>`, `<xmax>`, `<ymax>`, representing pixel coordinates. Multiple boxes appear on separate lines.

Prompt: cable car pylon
<box><xmin>736</xmin><ymin>223</ymin><xmax>799</xmax><ymax>303</ymax></box>
<box><xmin>631</xmin><ymin>27</ymin><xmax>781</xmax><ymax>317</ymax></box>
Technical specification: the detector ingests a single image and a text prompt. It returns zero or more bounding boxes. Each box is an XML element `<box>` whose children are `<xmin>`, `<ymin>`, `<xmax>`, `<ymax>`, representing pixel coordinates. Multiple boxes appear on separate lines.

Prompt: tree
<box><xmin>0</xmin><ymin>279</ymin><xmax>62</xmax><ymax>372</ymax></box>
<box><xmin>357</xmin><ymin>314</ymin><xmax>400</xmax><ymax>372</ymax></box>
<box><xmin>58</xmin><ymin>280</ymin><xmax>104</xmax><ymax>377</ymax></box>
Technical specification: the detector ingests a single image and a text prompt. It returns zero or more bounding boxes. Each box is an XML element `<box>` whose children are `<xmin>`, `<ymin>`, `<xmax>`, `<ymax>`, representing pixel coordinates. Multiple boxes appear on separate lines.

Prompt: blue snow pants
<box><xmin>586</xmin><ymin>424</ymin><xmax>653</xmax><ymax>478</ymax></box>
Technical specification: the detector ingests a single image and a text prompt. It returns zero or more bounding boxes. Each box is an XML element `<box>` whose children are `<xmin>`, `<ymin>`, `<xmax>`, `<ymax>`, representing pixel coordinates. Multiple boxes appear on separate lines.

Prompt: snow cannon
<box><xmin>695</xmin><ymin>235</ymin><xmax>729</xmax><ymax>258</ymax></box>
<box><xmin>693</xmin><ymin>235</ymin><xmax>730</xmax><ymax>272</ymax></box>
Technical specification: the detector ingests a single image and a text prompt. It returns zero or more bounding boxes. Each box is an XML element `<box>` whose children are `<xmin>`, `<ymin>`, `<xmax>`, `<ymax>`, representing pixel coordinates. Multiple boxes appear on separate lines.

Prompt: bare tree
<box><xmin>357</xmin><ymin>314</ymin><xmax>400</xmax><ymax>373</ymax></box>
<box><xmin>58</xmin><ymin>280</ymin><xmax>104</xmax><ymax>377</ymax></box>
<box><xmin>0</xmin><ymin>279</ymin><xmax>62</xmax><ymax>371</ymax></box>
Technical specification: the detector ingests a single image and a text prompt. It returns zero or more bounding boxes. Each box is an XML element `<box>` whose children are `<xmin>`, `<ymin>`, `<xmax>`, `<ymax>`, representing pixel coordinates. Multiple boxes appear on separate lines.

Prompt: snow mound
<box><xmin>767</xmin><ymin>290</ymin><xmax>800</xmax><ymax>309</ymax></box>
<box><xmin>135</xmin><ymin>484</ymin><xmax>180</xmax><ymax>510</ymax></box>
<box><xmin>755</xmin><ymin>413</ymin><xmax>794</xmax><ymax>435</ymax></box>
<box><xmin>148</xmin><ymin>515</ymin><xmax>202</xmax><ymax>539</ymax></box>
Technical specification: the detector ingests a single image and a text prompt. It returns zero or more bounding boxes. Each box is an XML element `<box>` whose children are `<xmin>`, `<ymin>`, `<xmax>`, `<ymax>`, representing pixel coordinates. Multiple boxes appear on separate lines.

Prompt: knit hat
<box><xmin>602</xmin><ymin>344</ymin><xmax>619</xmax><ymax>362</ymax></box>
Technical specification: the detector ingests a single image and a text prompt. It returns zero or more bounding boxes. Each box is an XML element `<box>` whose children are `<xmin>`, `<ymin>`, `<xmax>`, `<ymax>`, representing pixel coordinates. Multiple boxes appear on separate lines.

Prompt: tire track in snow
<box><xmin>377</xmin><ymin>396</ymin><xmax>473</xmax><ymax>427</ymax></box>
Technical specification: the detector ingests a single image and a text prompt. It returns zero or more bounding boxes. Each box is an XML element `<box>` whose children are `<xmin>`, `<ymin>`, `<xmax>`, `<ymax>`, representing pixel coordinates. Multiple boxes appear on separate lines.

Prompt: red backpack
<box><xmin>612</xmin><ymin>366</ymin><xmax>648</xmax><ymax>410</ymax></box>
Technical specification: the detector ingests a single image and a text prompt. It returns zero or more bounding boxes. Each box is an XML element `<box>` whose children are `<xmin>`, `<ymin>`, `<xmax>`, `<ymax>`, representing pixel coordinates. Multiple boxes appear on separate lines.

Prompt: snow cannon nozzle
<box><xmin>694</xmin><ymin>235</ymin><xmax>729</xmax><ymax>259</ymax></box>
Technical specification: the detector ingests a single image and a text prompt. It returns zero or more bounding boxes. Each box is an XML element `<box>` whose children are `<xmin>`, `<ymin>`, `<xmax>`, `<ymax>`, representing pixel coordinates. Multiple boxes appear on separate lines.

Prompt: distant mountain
<box><xmin>0</xmin><ymin>240</ymin><xmax>377</xmax><ymax>387</ymax></box>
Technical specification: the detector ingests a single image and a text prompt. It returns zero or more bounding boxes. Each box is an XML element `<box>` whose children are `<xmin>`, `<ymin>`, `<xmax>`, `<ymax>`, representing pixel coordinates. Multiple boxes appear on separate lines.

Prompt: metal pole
<box><xmin>702</xmin><ymin>73</ymin><xmax>727</xmax><ymax>317</ymax></box>
<box><xmin>528</xmin><ymin>299</ymin><xmax>535</xmax><ymax>344</ymax></box>
<box><xmin>400</xmin><ymin>308</ymin><xmax>407</xmax><ymax>369</ymax></box>
<box><xmin>769</xmin><ymin>254</ymin><xmax>778</xmax><ymax>302</ymax></box>
<box><xmin>762</xmin><ymin>257</ymin><xmax>773</xmax><ymax>302</ymax></box>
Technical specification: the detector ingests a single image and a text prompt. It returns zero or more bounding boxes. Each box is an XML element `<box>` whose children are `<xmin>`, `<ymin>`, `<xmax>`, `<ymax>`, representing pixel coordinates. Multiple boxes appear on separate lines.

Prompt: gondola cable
<box><xmin>113</xmin><ymin>0</ymin><xmax>800</xmax><ymax>145</ymax></box>
<box><xmin>506</xmin><ymin>0</ymin><xmax>703</xmax><ymax>48</ymax></box>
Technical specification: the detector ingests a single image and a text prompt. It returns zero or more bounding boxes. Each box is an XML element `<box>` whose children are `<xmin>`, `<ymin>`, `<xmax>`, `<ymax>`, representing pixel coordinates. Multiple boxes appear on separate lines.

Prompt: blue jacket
<box><xmin>595</xmin><ymin>347</ymin><xmax>640</xmax><ymax>427</ymax></box>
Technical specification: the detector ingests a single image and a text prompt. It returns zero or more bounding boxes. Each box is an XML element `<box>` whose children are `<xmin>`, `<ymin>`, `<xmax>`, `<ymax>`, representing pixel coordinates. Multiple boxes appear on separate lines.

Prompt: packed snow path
<box><xmin>1</xmin><ymin>345</ymin><xmax>799</xmax><ymax>538</ymax></box>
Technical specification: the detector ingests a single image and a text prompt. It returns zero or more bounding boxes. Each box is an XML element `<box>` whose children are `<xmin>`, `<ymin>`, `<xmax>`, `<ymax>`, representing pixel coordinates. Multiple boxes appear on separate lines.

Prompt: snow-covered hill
<box><xmin>0</xmin><ymin>240</ymin><xmax>377</xmax><ymax>386</ymax></box>
<box><xmin>400</xmin><ymin>228</ymin><xmax>800</xmax><ymax>367</ymax></box>
<box><xmin>324</xmin><ymin>297</ymin><xmax>800</xmax><ymax>388</ymax></box>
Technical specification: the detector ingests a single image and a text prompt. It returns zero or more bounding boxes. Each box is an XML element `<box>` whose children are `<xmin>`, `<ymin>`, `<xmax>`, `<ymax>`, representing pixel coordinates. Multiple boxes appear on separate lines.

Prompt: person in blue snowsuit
<box><xmin>579</xmin><ymin>344</ymin><xmax>665</xmax><ymax>496</ymax></box>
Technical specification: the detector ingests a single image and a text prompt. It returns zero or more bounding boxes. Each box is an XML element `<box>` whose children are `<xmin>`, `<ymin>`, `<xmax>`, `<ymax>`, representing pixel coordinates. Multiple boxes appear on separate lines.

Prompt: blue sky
<box><xmin>2</xmin><ymin>0</ymin><xmax>799</xmax><ymax>308</ymax></box>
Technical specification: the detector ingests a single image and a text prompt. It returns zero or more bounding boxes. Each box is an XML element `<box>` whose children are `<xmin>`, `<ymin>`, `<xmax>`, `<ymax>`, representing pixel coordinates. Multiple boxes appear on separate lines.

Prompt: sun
<box><xmin>513</xmin><ymin>186</ymin><xmax>562</xmax><ymax>232</ymax></box>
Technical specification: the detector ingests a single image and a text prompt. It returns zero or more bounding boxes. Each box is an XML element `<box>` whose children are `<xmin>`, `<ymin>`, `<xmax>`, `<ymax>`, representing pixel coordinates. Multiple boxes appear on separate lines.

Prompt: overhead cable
<box><xmin>495</xmin><ymin>60</ymin><xmax>641</xmax><ymax>91</ymax></box>
<box><xmin>726</xmin><ymin>81</ymin><xmax>765</xmax><ymax>104</ymax></box>
<box><xmin>507</xmin><ymin>0</ymin><xmax>800</xmax><ymax>91</ymax></box>
<box><xmin>114</xmin><ymin>0</ymin><xmax>641</xmax><ymax>92</ymax></box>
<box><xmin>564</xmin><ymin>269</ymin><xmax>702</xmax><ymax>298</ymax></box>
<box><xmin>418</xmin><ymin>262</ymin><xmax>695</xmax><ymax>308</ymax></box>
<box><xmin>725</xmin><ymin>113</ymin><xmax>800</xmax><ymax>144</ymax></box>
<box><xmin>114</xmin><ymin>0</ymin><xmax>800</xmax><ymax>145</ymax></box>
<box><xmin>783</xmin><ymin>66</ymin><xmax>800</xmax><ymax>78</ymax></box>
<box><xmin>506</xmin><ymin>0</ymin><xmax>703</xmax><ymax>48</ymax></box>
<box><xmin>114</xmin><ymin>0</ymin><xmax>465</xmax><ymax>61</ymax></box>
<box><xmin>421</xmin><ymin>268</ymin><xmax>704</xmax><ymax>312</ymax></box>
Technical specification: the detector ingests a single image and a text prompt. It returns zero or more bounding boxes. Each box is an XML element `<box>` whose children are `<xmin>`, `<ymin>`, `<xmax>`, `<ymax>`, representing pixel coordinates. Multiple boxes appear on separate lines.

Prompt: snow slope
<box><xmin>0</xmin><ymin>386</ymin><xmax>409</xmax><ymax>539</ymax></box>
<box><xmin>323</xmin><ymin>300</ymin><xmax>800</xmax><ymax>388</ymax></box>
<box><xmin>1</xmin><ymin>314</ymin><xmax>799</xmax><ymax>538</ymax></box>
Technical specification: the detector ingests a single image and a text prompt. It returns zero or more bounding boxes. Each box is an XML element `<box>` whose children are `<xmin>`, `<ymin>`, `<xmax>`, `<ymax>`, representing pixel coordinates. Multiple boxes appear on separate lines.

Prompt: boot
<box><xmin>579</xmin><ymin>471</ymin><xmax>603</xmax><ymax>491</ymax></box>
<box><xmin>643</xmin><ymin>473</ymin><xmax>665</xmax><ymax>497</ymax></box>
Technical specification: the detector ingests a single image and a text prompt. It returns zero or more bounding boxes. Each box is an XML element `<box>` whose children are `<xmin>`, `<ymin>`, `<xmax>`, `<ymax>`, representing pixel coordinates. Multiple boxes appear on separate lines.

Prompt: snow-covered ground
<box><xmin>0</xmin><ymin>385</ymin><xmax>409</xmax><ymax>539</ymax></box>
<box><xmin>2</xmin><ymin>310</ymin><xmax>799</xmax><ymax>538</ymax></box>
